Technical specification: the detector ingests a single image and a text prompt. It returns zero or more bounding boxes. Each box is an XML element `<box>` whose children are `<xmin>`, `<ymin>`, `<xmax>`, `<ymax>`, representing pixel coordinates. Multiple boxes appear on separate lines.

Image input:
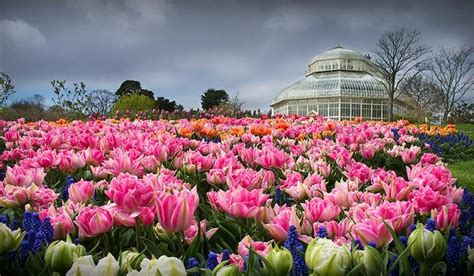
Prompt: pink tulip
<box><xmin>28</xmin><ymin>184</ymin><xmax>58</xmax><ymax>210</ymax></box>
<box><xmin>105</xmin><ymin>173</ymin><xmax>155</xmax><ymax>214</ymax></box>
<box><xmin>183</xmin><ymin>219</ymin><xmax>218</xmax><ymax>244</ymax></box>
<box><xmin>370</xmin><ymin>201</ymin><xmax>414</xmax><ymax>233</ymax></box>
<box><xmin>59</xmin><ymin>151</ymin><xmax>86</xmax><ymax>173</ymax></box>
<box><xmin>207</xmin><ymin>169</ymin><xmax>227</xmax><ymax>185</ymax></box>
<box><xmin>139</xmin><ymin>207</ymin><xmax>155</xmax><ymax>226</ymax></box>
<box><xmin>360</xmin><ymin>146</ymin><xmax>375</xmax><ymax>160</ymax></box>
<box><xmin>68</xmin><ymin>179</ymin><xmax>95</xmax><ymax>204</ymax></box>
<box><xmin>379</xmin><ymin>173</ymin><xmax>412</xmax><ymax>201</ymax></box>
<box><xmin>76</xmin><ymin>206</ymin><xmax>113</xmax><ymax>238</ymax></box>
<box><xmin>238</xmin><ymin>235</ymin><xmax>272</xmax><ymax>257</ymax></box>
<box><xmin>313</xmin><ymin>218</ymin><xmax>353</xmax><ymax>239</ymax></box>
<box><xmin>352</xmin><ymin>219</ymin><xmax>393</xmax><ymax>248</ymax></box>
<box><xmin>4</xmin><ymin>129</ymin><xmax>20</xmax><ymax>142</ymax></box>
<box><xmin>431</xmin><ymin>203</ymin><xmax>461</xmax><ymax>232</ymax></box>
<box><xmin>4</xmin><ymin>166</ymin><xmax>32</xmax><ymax>187</ymax></box>
<box><xmin>0</xmin><ymin>183</ymin><xmax>28</xmax><ymax>207</ymax></box>
<box><xmin>302</xmin><ymin>197</ymin><xmax>341</xmax><ymax>223</ymax></box>
<box><xmin>255</xmin><ymin>148</ymin><xmax>286</xmax><ymax>169</ymax></box>
<box><xmin>156</xmin><ymin>187</ymin><xmax>199</xmax><ymax>232</ymax></box>
<box><xmin>91</xmin><ymin>166</ymin><xmax>109</xmax><ymax>179</ymax></box>
<box><xmin>409</xmin><ymin>186</ymin><xmax>449</xmax><ymax>215</ymax></box>
<box><xmin>420</xmin><ymin>153</ymin><xmax>439</xmax><ymax>165</ymax></box>
<box><xmin>35</xmin><ymin>150</ymin><xmax>60</xmax><ymax>168</ymax></box>
<box><xmin>263</xmin><ymin>204</ymin><xmax>303</xmax><ymax>242</ymax></box>
<box><xmin>83</xmin><ymin>148</ymin><xmax>105</xmax><ymax>166</ymax></box>
<box><xmin>344</xmin><ymin>161</ymin><xmax>372</xmax><ymax>184</ymax></box>
<box><xmin>407</xmin><ymin>164</ymin><xmax>455</xmax><ymax>192</ymax></box>
<box><xmin>207</xmin><ymin>187</ymin><xmax>269</xmax><ymax>219</ymax></box>
<box><xmin>39</xmin><ymin>206</ymin><xmax>74</xmax><ymax>239</ymax></box>
<box><xmin>226</xmin><ymin>169</ymin><xmax>262</xmax><ymax>190</ymax></box>
<box><xmin>400</xmin><ymin>145</ymin><xmax>421</xmax><ymax>164</ymax></box>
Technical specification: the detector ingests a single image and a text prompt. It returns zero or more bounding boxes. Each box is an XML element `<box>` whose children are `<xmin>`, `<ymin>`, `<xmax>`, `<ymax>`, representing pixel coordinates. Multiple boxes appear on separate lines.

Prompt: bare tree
<box><xmin>372</xmin><ymin>28</ymin><xmax>430</xmax><ymax>121</ymax></box>
<box><xmin>229</xmin><ymin>92</ymin><xmax>245</xmax><ymax>111</ymax></box>
<box><xmin>51</xmin><ymin>80</ymin><xmax>89</xmax><ymax>118</ymax></box>
<box><xmin>86</xmin><ymin>90</ymin><xmax>117</xmax><ymax>116</ymax></box>
<box><xmin>400</xmin><ymin>75</ymin><xmax>443</xmax><ymax>120</ymax></box>
<box><xmin>0</xmin><ymin>72</ymin><xmax>15</xmax><ymax>107</ymax></box>
<box><xmin>428</xmin><ymin>46</ymin><xmax>473</xmax><ymax>123</ymax></box>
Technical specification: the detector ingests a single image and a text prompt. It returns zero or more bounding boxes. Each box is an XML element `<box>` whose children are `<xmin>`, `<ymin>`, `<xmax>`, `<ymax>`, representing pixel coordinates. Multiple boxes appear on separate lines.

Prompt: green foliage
<box><xmin>449</xmin><ymin>101</ymin><xmax>474</xmax><ymax>124</ymax></box>
<box><xmin>201</xmin><ymin>89</ymin><xmax>229</xmax><ymax>110</ymax></box>
<box><xmin>51</xmin><ymin>80</ymin><xmax>89</xmax><ymax>119</ymax></box>
<box><xmin>156</xmin><ymin>96</ymin><xmax>182</xmax><ymax>112</ymax></box>
<box><xmin>0</xmin><ymin>72</ymin><xmax>15</xmax><ymax>107</ymax></box>
<box><xmin>111</xmin><ymin>94</ymin><xmax>156</xmax><ymax>115</ymax></box>
<box><xmin>115</xmin><ymin>80</ymin><xmax>154</xmax><ymax>99</ymax></box>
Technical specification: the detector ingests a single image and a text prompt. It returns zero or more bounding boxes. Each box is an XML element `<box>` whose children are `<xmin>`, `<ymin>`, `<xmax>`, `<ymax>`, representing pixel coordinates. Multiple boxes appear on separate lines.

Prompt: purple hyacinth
<box><xmin>316</xmin><ymin>226</ymin><xmax>328</xmax><ymax>239</ymax></box>
<box><xmin>206</xmin><ymin>252</ymin><xmax>219</xmax><ymax>270</ymax></box>
<box><xmin>221</xmin><ymin>249</ymin><xmax>230</xmax><ymax>262</ymax></box>
<box><xmin>446</xmin><ymin>236</ymin><xmax>459</xmax><ymax>266</ymax></box>
<box><xmin>284</xmin><ymin>225</ymin><xmax>308</xmax><ymax>276</ymax></box>
<box><xmin>425</xmin><ymin>219</ymin><xmax>436</xmax><ymax>232</ymax></box>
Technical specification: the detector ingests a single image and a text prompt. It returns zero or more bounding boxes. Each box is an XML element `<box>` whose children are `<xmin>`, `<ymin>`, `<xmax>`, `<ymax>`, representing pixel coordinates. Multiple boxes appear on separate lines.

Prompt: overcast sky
<box><xmin>1</xmin><ymin>0</ymin><xmax>473</xmax><ymax>110</ymax></box>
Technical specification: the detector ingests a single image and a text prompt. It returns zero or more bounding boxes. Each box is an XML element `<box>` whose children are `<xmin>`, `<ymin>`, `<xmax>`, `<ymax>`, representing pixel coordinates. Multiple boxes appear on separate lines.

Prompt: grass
<box><xmin>449</xmin><ymin>124</ymin><xmax>474</xmax><ymax>191</ymax></box>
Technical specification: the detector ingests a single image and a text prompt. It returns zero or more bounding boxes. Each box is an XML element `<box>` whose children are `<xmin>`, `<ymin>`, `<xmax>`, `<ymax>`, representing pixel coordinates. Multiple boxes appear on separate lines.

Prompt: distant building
<box><xmin>271</xmin><ymin>46</ymin><xmax>414</xmax><ymax>120</ymax></box>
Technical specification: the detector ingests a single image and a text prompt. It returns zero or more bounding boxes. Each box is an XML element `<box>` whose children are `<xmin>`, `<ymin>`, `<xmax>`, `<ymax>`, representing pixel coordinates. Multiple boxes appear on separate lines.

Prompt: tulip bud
<box><xmin>44</xmin><ymin>236</ymin><xmax>86</xmax><ymax>273</ymax></box>
<box><xmin>305</xmin><ymin>238</ymin><xmax>351</xmax><ymax>276</ymax></box>
<box><xmin>0</xmin><ymin>223</ymin><xmax>25</xmax><ymax>253</ymax></box>
<box><xmin>468</xmin><ymin>246</ymin><xmax>474</xmax><ymax>265</ymax></box>
<box><xmin>95</xmin><ymin>253</ymin><xmax>120</xmax><ymax>276</ymax></box>
<box><xmin>127</xmin><ymin>256</ymin><xmax>186</xmax><ymax>276</ymax></box>
<box><xmin>66</xmin><ymin>255</ymin><xmax>96</xmax><ymax>276</ymax></box>
<box><xmin>213</xmin><ymin>264</ymin><xmax>240</xmax><ymax>276</ymax></box>
<box><xmin>408</xmin><ymin>225</ymin><xmax>446</xmax><ymax>264</ymax></box>
<box><xmin>264</xmin><ymin>244</ymin><xmax>293</xmax><ymax>276</ymax></box>
<box><xmin>353</xmin><ymin>246</ymin><xmax>384</xmax><ymax>276</ymax></box>
<box><xmin>120</xmin><ymin>250</ymin><xmax>145</xmax><ymax>273</ymax></box>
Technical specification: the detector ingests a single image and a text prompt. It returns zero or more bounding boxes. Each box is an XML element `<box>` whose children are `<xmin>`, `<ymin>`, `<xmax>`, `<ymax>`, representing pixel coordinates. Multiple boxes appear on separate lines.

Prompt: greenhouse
<box><xmin>271</xmin><ymin>46</ymin><xmax>414</xmax><ymax>120</ymax></box>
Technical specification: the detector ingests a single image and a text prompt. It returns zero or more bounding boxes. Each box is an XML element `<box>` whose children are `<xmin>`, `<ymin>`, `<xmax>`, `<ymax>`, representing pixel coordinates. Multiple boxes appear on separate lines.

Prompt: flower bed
<box><xmin>0</xmin><ymin>116</ymin><xmax>473</xmax><ymax>275</ymax></box>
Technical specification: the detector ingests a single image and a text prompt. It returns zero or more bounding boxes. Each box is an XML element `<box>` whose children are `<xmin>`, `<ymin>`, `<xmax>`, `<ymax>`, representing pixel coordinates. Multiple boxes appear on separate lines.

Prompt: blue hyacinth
<box><xmin>447</xmin><ymin>236</ymin><xmax>459</xmax><ymax>266</ymax></box>
<box><xmin>0</xmin><ymin>214</ymin><xmax>8</xmax><ymax>224</ymax></box>
<box><xmin>409</xmin><ymin>224</ymin><xmax>417</xmax><ymax>233</ymax></box>
<box><xmin>368</xmin><ymin>242</ymin><xmax>377</xmax><ymax>248</ymax></box>
<box><xmin>61</xmin><ymin>176</ymin><xmax>75</xmax><ymax>200</ymax></box>
<box><xmin>460</xmin><ymin>236</ymin><xmax>471</xmax><ymax>256</ymax></box>
<box><xmin>388</xmin><ymin>254</ymin><xmax>400</xmax><ymax>276</ymax></box>
<box><xmin>274</xmin><ymin>188</ymin><xmax>281</xmax><ymax>203</ymax></box>
<box><xmin>18</xmin><ymin>212</ymin><xmax>54</xmax><ymax>263</ymax></box>
<box><xmin>188</xmin><ymin>257</ymin><xmax>200</xmax><ymax>276</ymax></box>
<box><xmin>284</xmin><ymin>225</ymin><xmax>308</xmax><ymax>276</ymax></box>
<box><xmin>316</xmin><ymin>226</ymin><xmax>328</xmax><ymax>239</ymax></box>
<box><xmin>206</xmin><ymin>252</ymin><xmax>219</xmax><ymax>270</ymax></box>
<box><xmin>221</xmin><ymin>249</ymin><xmax>230</xmax><ymax>262</ymax></box>
<box><xmin>425</xmin><ymin>219</ymin><xmax>436</xmax><ymax>232</ymax></box>
<box><xmin>461</xmin><ymin>189</ymin><xmax>473</xmax><ymax>206</ymax></box>
<box><xmin>399</xmin><ymin>236</ymin><xmax>408</xmax><ymax>247</ymax></box>
<box><xmin>188</xmin><ymin>257</ymin><xmax>200</xmax><ymax>268</ymax></box>
<box><xmin>353</xmin><ymin>239</ymin><xmax>363</xmax><ymax>250</ymax></box>
<box><xmin>459</xmin><ymin>210</ymin><xmax>469</xmax><ymax>230</ymax></box>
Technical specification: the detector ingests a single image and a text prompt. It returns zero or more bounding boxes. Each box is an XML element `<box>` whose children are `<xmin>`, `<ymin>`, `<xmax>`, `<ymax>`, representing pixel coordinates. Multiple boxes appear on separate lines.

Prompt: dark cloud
<box><xmin>1</xmin><ymin>0</ymin><xmax>473</xmax><ymax>109</ymax></box>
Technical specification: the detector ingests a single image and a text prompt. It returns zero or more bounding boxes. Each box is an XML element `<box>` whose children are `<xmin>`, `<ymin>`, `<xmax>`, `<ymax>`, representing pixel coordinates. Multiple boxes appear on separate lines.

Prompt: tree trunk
<box><xmin>388</xmin><ymin>95</ymin><xmax>394</xmax><ymax>121</ymax></box>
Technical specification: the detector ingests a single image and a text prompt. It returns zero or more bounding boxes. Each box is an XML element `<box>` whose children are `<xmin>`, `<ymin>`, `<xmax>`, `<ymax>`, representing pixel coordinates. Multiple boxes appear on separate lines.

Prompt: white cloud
<box><xmin>0</xmin><ymin>19</ymin><xmax>47</xmax><ymax>50</ymax></box>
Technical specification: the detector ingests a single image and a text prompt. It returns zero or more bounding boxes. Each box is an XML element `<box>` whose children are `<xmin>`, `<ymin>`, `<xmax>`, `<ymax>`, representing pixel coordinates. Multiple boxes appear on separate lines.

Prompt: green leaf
<box><xmin>383</xmin><ymin>221</ymin><xmax>414</xmax><ymax>276</ymax></box>
<box><xmin>430</xmin><ymin>262</ymin><xmax>447</xmax><ymax>276</ymax></box>
<box><xmin>346</xmin><ymin>263</ymin><xmax>365</xmax><ymax>276</ymax></box>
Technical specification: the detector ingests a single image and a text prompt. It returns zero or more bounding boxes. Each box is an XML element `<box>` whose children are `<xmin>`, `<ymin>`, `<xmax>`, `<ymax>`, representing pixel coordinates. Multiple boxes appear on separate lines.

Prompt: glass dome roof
<box><xmin>310</xmin><ymin>46</ymin><xmax>368</xmax><ymax>63</ymax></box>
<box><xmin>272</xmin><ymin>71</ymin><xmax>386</xmax><ymax>105</ymax></box>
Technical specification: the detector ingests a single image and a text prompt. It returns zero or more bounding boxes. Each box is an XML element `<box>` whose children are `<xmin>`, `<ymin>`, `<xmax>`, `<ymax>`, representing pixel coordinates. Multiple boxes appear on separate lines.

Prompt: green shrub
<box><xmin>111</xmin><ymin>94</ymin><xmax>156</xmax><ymax>115</ymax></box>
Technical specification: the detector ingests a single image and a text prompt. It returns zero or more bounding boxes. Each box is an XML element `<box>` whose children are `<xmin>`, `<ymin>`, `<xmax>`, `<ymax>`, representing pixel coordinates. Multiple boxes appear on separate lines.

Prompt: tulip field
<box><xmin>1</xmin><ymin>116</ymin><xmax>474</xmax><ymax>275</ymax></box>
